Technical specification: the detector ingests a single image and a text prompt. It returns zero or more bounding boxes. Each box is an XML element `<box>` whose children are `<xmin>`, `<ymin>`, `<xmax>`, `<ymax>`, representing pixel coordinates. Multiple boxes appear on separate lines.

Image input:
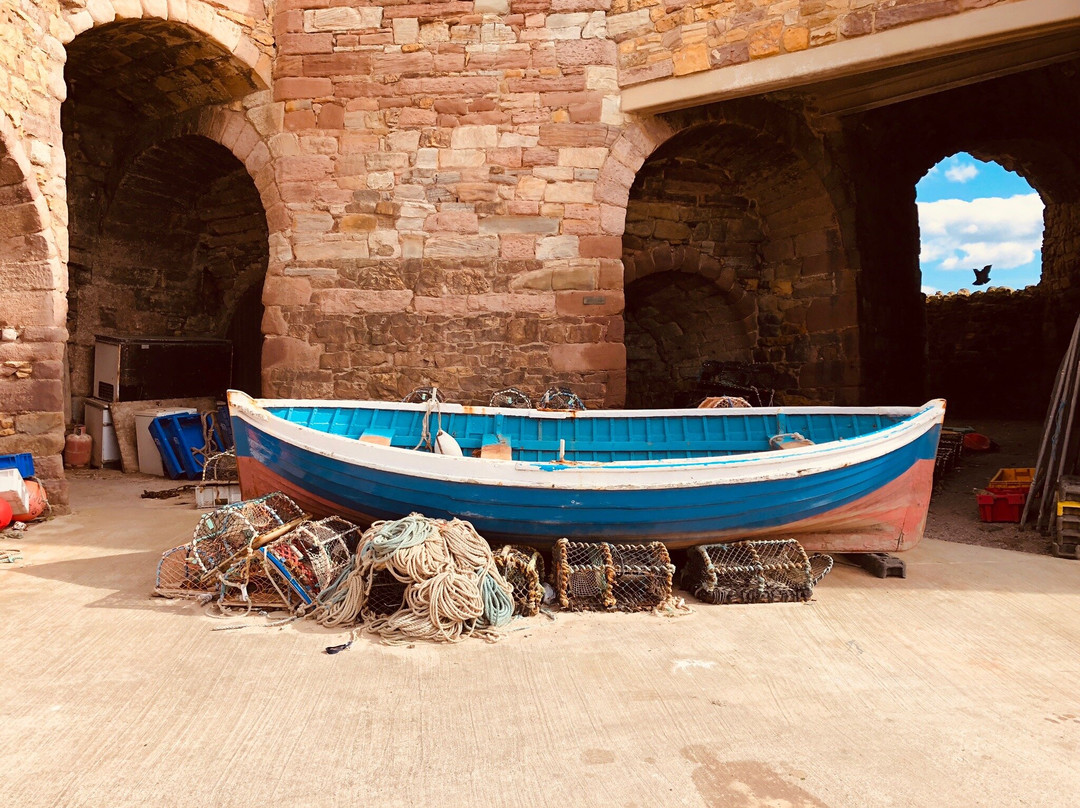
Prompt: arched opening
<box><xmin>917</xmin><ymin>153</ymin><xmax>1044</xmax><ymax>295</ymax></box>
<box><xmin>847</xmin><ymin>58</ymin><xmax>1080</xmax><ymax>416</ymax></box>
<box><xmin>622</xmin><ymin>117</ymin><xmax>855</xmax><ymax>408</ymax></box>
<box><xmin>63</xmin><ymin>19</ymin><xmax>268</xmax><ymax>418</ymax></box>
<box><xmin>917</xmin><ymin>153</ymin><xmax>1045</xmax><ymax>416</ymax></box>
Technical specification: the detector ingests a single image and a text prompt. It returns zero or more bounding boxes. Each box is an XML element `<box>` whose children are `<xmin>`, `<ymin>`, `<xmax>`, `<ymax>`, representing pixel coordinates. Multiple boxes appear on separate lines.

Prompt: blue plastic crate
<box><xmin>148</xmin><ymin>417</ymin><xmax>187</xmax><ymax>480</ymax></box>
<box><xmin>175</xmin><ymin>413</ymin><xmax>218</xmax><ymax>479</ymax></box>
<box><xmin>215</xmin><ymin>405</ymin><xmax>234</xmax><ymax>451</ymax></box>
<box><xmin>0</xmin><ymin>453</ymin><xmax>34</xmax><ymax>478</ymax></box>
<box><xmin>150</xmin><ymin>413</ymin><xmax>225</xmax><ymax>481</ymax></box>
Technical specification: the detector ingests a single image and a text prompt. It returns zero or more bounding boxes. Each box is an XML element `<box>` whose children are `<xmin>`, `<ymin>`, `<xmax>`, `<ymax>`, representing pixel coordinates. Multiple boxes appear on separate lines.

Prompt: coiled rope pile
<box><xmin>315</xmin><ymin>513</ymin><xmax>514</xmax><ymax>643</ymax></box>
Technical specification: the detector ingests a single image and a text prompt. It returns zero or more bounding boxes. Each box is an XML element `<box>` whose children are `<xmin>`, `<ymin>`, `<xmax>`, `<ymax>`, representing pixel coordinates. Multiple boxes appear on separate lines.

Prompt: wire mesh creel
<box><xmin>259</xmin><ymin>516</ymin><xmax>362</xmax><ymax>606</ymax></box>
<box><xmin>553</xmin><ymin>539</ymin><xmax>675</xmax><ymax>611</ymax></box>
<box><xmin>202</xmin><ymin>450</ymin><xmax>239</xmax><ymax>483</ymax></box>
<box><xmin>155</xmin><ymin>492</ymin><xmax>305</xmax><ymax>600</ymax></box>
<box><xmin>188</xmin><ymin>492</ymin><xmax>307</xmax><ymax>581</ymax></box>
<box><xmin>493</xmin><ymin>545</ymin><xmax>546</xmax><ymax>616</ymax></box>
<box><xmin>155</xmin><ymin>543</ymin><xmax>212</xmax><ymax>599</ymax></box>
<box><xmin>682</xmin><ymin>539</ymin><xmax>832</xmax><ymax>605</ymax></box>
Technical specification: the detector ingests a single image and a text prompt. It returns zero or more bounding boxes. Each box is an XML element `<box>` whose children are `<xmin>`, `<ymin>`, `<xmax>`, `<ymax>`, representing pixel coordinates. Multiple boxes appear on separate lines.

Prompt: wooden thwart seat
<box><xmin>480</xmin><ymin>433</ymin><xmax>512</xmax><ymax>460</ymax></box>
<box><xmin>359</xmin><ymin>428</ymin><xmax>395</xmax><ymax>446</ymax></box>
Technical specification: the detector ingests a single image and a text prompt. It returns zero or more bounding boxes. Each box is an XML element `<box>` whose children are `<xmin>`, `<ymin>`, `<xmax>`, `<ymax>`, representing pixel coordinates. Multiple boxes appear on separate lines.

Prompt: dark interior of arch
<box><xmin>66</xmin><ymin>135</ymin><xmax>268</xmax><ymax>407</ymax></box>
<box><xmin>65</xmin><ymin>19</ymin><xmax>261</xmax><ymax>118</ymax></box>
<box><xmin>623</xmin><ymin>116</ymin><xmax>855</xmax><ymax>409</ymax></box>
<box><xmin>625</xmin><ymin>271</ymin><xmax>756</xmax><ymax>408</ymax></box>
<box><xmin>843</xmin><ymin>58</ymin><xmax>1080</xmax><ymax>417</ymax></box>
<box><xmin>64</xmin><ymin>21</ymin><xmax>268</xmax><ymax>417</ymax></box>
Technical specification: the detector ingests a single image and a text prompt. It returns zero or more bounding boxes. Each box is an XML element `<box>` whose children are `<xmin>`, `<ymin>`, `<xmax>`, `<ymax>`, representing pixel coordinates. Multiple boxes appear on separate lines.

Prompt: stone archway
<box><xmin>61</xmin><ymin>16</ymin><xmax>281</xmax><ymax>420</ymax></box>
<box><xmin>624</xmin><ymin>249</ymin><xmax>758</xmax><ymax>407</ymax></box>
<box><xmin>59</xmin><ymin>0</ymin><xmax>271</xmax><ymax>89</ymax></box>
<box><xmin>844</xmin><ymin>58</ymin><xmax>1080</xmax><ymax>414</ymax></box>
<box><xmin>66</xmin><ymin>134</ymin><xmax>270</xmax><ymax>405</ymax></box>
<box><xmin>606</xmin><ymin>101</ymin><xmax>859</xmax><ymax>407</ymax></box>
<box><xmin>0</xmin><ymin>114</ymin><xmax>69</xmax><ymax>507</ymax></box>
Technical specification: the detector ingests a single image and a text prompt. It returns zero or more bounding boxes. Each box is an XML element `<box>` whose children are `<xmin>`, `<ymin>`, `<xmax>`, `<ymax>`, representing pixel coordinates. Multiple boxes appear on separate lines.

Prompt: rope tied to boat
<box><xmin>413</xmin><ymin>389</ymin><xmax>444</xmax><ymax>452</ymax></box>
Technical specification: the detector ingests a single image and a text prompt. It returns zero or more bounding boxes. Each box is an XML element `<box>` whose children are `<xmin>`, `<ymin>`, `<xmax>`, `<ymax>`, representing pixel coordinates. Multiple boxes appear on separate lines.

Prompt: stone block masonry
<box><xmin>266</xmin><ymin>0</ymin><xmax>630</xmax><ymax>405</ymax></box>
<box><xmin>926</xmin><ymin>287</ymin><xmax>1046</xmax><ymax>418</ymax></box>
<box><xmin>613</xmin><ymin>0</ymin><xmax>1024</xmax><ymax>87</ymax></box>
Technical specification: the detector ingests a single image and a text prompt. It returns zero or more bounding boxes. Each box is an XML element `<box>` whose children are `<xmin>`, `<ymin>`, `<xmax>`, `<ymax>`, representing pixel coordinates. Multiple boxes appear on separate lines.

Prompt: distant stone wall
<box><xmin>925</xmin><ymin>287</ymin><xmax>1048</xmax><ymax>418</ymax></box>
<box><xmin>613</xmin><ymin>0</ymin><xmax>1023</xmax><ymax>86</ymax></box>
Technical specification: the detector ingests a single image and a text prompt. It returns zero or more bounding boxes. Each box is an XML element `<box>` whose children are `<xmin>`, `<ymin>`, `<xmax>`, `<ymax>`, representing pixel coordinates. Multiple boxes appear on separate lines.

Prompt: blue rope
<box><xmin>362</xmin><ymin>513</ymin><xmax>436</xmax><ymax>565</ymax></box>
<box><xmin>481</xmin><ymin>571</ymin><xmax>513</xmax><ymax>627</ymax></box>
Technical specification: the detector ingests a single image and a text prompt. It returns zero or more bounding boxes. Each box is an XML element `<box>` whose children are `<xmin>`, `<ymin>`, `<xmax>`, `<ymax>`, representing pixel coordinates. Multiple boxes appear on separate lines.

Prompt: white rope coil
<box><xmin>318</xmin><ymin>513</ymin><xmax>513</xmax><ymax>643</ymax></box>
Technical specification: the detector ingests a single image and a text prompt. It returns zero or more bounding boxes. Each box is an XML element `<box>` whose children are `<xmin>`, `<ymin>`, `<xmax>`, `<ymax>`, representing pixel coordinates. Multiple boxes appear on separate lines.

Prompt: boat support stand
<box><xmin>843</xmin><ymin>553</ymin><xmax>907</xmax><ymax>579</ymax></box>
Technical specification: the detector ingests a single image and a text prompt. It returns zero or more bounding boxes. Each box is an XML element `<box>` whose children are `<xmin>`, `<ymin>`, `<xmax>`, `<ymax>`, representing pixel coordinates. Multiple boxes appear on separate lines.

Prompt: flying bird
<box><xmin>972</xmin><ymin>265</ymin><xmax>991</xmax><ymax>286</ymax></box>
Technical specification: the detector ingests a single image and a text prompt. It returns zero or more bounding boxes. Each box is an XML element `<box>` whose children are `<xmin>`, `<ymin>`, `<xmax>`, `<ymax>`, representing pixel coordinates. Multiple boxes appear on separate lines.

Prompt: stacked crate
<box><xmin>976</xmin><ymin>468</ymin><xmax>1034</xmax><ymax>523</ymax></box>
<box><xmin>1054</xmin><ymin>476</ymin><xmax>1080</xmax><ymax>559</ymax></box>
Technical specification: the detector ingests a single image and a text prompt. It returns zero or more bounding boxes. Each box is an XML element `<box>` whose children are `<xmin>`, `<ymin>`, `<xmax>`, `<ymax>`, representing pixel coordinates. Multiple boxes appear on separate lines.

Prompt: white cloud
<box><xmin>921</xmin><ymin>285</ymin><xmax>939</xmax><ymax>295</ymax></box>
<box><xmin>944</xmin><ymin>162</ymin><xmax>978</xmax><ymax>183</ymax></box>
<box><xmin>918</xmin><ymin>193</ymin><xmax>1044</xmax><ymax>274</ymax></box>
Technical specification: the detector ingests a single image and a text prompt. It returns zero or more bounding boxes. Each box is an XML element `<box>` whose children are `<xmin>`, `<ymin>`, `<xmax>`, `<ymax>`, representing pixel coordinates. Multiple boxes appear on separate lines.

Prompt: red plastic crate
<box><xmin>976</xmin><ymin>491</ymin><xmax>1026</xmax><ymax>523</ymax></box>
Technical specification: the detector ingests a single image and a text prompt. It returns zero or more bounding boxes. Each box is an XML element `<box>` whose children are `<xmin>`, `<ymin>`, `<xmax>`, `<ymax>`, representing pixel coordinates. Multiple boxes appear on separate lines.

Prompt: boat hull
<box><xmin>230</xmin><ymin>396</ymin><xmax>943</xmax><ymax>552</ymax></box>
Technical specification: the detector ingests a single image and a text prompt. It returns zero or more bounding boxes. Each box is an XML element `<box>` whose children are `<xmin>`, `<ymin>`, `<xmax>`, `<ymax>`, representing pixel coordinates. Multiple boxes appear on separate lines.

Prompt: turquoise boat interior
<box><xmin>267</xmin><ymin>405</ymin><xmax>913</xmax><ymax>463</ymax></box>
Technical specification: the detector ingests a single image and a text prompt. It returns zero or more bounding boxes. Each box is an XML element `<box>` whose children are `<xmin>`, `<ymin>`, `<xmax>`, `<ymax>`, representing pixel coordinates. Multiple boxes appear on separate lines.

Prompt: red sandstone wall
<box><xmin>614</xmin><ymin>0</ymin><xmax>1025</xmax><ymax>86</ymax></box>
<box><xmin>262</xmin><ymin>0</ymin><xmax>630</xmax><ymax>404</ymax></box>
<box><xmin>926</xmin><ymin>287</ymin><xmax>1047</xmax><ymax>418</ymax></box>
<box><xmin>0</xmin><ymin>0</ymin><xmax>69</xmax><ymax>506</ymax></box>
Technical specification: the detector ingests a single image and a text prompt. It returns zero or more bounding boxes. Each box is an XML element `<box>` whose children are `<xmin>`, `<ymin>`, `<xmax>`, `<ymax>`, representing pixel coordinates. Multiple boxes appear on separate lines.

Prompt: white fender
<box><xmin>434</xmin><ymin>430</ymin><xmax>463</xmax><ymax>457</ymax></box>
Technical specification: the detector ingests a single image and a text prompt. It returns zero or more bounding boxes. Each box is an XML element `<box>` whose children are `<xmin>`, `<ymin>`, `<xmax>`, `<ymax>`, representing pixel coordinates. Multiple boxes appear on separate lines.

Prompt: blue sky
<box><xmin>916</xmin><ymin>153</ymin><xmax>1043</xmax><ymax>294</ymax></box>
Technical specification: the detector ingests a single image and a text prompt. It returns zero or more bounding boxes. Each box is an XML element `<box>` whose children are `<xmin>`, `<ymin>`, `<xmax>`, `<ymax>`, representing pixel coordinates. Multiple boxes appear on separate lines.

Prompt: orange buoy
<box><xmin>963</xmin><ymin>432</ymin><xmax>992</xmax><ymax>451</ymax></box>
<box><xmin>0</xmin><ymin>498</ymin><xmax>11</xmax><ymax>529</ymax></box>
<box><xmin>64</xmin><ymin>425</ymin><xmax>92</xmax><ymax>468</ymax></box>
<box><xmin>12</xmin><ymin>479</ymin><xmax>47</xmax><ymax>522</ymax></box>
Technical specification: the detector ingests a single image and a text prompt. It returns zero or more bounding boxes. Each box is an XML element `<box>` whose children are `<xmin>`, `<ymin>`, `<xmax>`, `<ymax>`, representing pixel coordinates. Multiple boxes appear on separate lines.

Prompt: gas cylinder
<box><xmin>64</xmin><ymin>425</ymin><xmax>92</xmax><ymax>468</ymax></box>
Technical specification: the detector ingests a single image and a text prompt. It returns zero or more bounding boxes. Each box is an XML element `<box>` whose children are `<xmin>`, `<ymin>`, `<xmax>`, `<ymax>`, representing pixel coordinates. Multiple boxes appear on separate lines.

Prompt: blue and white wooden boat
<box><xmin>228</xmin><ymin>391</ymin><xmax>945</xmax><ymax>553</ymax></box>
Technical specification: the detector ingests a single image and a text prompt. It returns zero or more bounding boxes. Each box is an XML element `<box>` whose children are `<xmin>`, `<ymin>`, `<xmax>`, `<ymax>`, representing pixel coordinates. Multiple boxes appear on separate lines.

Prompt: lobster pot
<box><xmin>682</xmin><ymin>539</ymin><xmax>833</xmax><ymax>605</ymax></box>
<box><xmin>217</xmin><ymin>554</ymin><xmax>295</xmax><ymax>610</ymax></box>
<box><xmin>553</xmin><ymin>539</ymin><xmax>674</xmax><ymax>612</ymax></box>
<box><xmin>934</xmin><ymin>431</ymin><xmax>964</xmax><ymax>484</ymax></box>
<box><xmin>261</xmin><ymin>516</ymin><xmax>361</xmax><ymax>604</ymax></box>
<box><xmin>155</xmin><ymin>544</ymin><xmax>213</xmax><ymax>599</ymax></box>
<box><xmin>363</xmin><ymin>568</ymin><xmax>408</xmax><ymax>618</ymax></box>
<box><xmin>538</xmin><ymin>386</ymin><xmax>585</xmax><ymax>411</ymax></box>
<box><xmin>189</xmin><ymin>492</ymin><xmax>304</xmax><ymax>577</ymax></box>
<box><xmin>202</xmin><ymin>450</ymin><xmax>239</xmax><ymax>483</ymax></box>
<box><xmin>493</xmin><ymin>545</ymin><xmax>545</xmax><ymax>616</ymax></box>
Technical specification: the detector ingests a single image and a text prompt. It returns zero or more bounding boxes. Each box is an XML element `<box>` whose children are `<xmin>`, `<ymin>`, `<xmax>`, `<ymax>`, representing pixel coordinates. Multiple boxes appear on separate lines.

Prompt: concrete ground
<box><xmin>2</xmin><ymin>473</ymin><xmax>1079</xmax><ymax>808</ymax></box>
